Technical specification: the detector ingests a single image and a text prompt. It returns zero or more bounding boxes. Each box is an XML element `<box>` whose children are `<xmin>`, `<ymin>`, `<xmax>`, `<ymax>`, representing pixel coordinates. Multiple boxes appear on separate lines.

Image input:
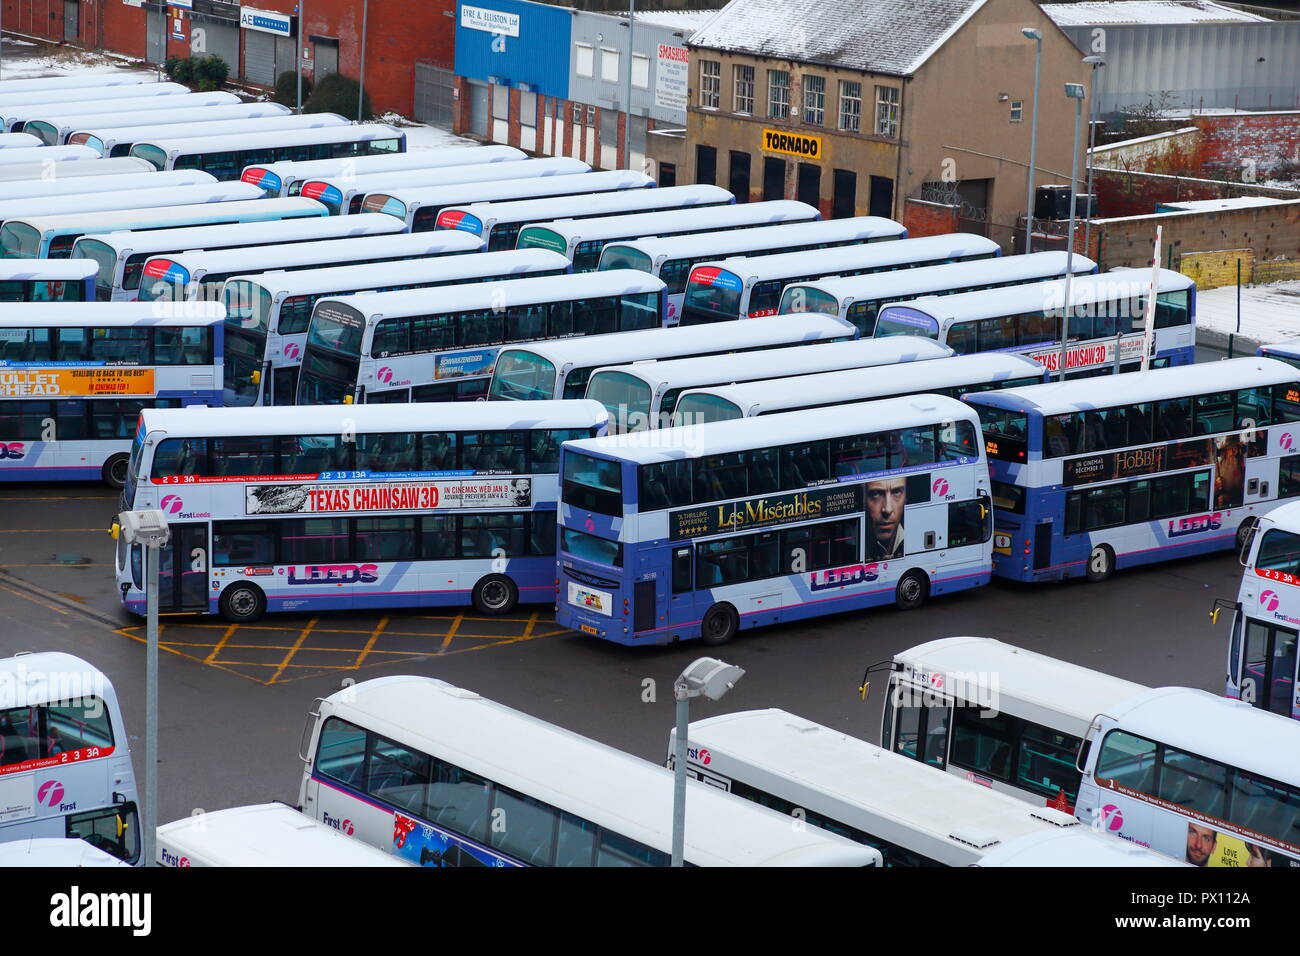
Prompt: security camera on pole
<box><xmin>670</xmin><ymin>657</ymin><xmax>745</xmax><ymax>867</ymax></box>
<box><xmin>112</xmin><ymin>510</ymin><xmax>171</xmax><ymax>865</ymax></box>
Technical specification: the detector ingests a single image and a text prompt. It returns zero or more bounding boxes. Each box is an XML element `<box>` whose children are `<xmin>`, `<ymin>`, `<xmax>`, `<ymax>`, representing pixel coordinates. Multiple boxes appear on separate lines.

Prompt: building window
<box><xmin>601</xmin><ymin>48</ymin><xmax>620</xmax><ymax>83</ymax></box>
<box><xmin>572</xmin><ymin>103</ymin><xmax>584</xmax><ymax>126</ymax></box>
<box><xmin>734</xmin><ymin>64</ymin><xmax>755</xmax><ymax>115</ymax></box>
<box><xmin>660</xmin><ymin>162</ymin><xmax>677</xmax><ymax>187</ymax></box>
<box><xmin>875</xmin><ymin>85</ymin><xmax>899</xmax><ymax>138</ymax></box>
<box><xmin>586</xmin><ymin>105</ymin><xmax>596</xmax><ymax>125</ymax></box>
<box><xmin>803</xmin><ymin>75</ymin><xmax>825</xmax><ymax>126</ymax></box>
<box><xmin>700</xmin><ymin>59</ymin><xmax>720</xmax><ymax>109</ymax></box>
<box><xmin>768</xmin><ymin>70</ymin><xmax>789</xmax><ymax>120</ymax></box>
<box><xmin>839</xmin><ymin>80</ymin><xmax>861</xmax><ymax>132</ymax></box>
<box><xmin>576</xmin><ymin>43</ymin><xmax>594</xmax><ymax>79</ymax></box>
<box><xmin>1010</xmin><ymin>99</ymin><xmax>1024</xmax><ymax>122</ymax></box>
<box><xmin>632</xmin><ymin>53</ymin><xmax>650</xmax><ymax>90</ymax></box>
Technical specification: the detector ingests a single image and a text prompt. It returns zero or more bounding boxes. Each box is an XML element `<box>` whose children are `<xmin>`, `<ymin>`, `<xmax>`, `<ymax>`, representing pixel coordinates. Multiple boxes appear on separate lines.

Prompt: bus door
<box><xmin>156</xmin><ymin>524</ymin><xmax>210</xmax><ymax>613</ymax></box>
<box><xmin>1240</xmin><ymin>618</ymin><xmax>1298</xmax><ymax>718</ymax></box>
<box><xmin>669</xmin><ymin>545</ymin><xmax>697</xmax><ymax>623</ymax></box>
<box><xmin>886</xmin><ymin>678</ymin><xmax>951</xmax><ymax>770</ymax></box>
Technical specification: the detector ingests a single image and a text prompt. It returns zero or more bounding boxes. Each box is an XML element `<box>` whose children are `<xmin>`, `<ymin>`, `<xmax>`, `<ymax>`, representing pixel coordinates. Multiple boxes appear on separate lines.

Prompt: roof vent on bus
<box><xmin>1028</xmin><ymin>808</ymin><xmax>1077</xmax><ymax>828</ymax></box>
<box><xmin>948</xmin><ymin>826</ymin><xmax>999</xmax><ymax>849</ymax></box>
<box><xmin>784</xmin><ymin>720</ymin><xmax>820</xmax><ymax>734</ymax></box>
<box><xmin>439</xmin><ymin>686</ymin><xmax>482</xmax><ymax>701</ymax></box>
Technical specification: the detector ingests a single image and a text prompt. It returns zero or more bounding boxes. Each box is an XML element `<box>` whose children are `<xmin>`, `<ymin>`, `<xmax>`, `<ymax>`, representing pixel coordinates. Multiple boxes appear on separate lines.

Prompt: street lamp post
<box><xmin>1021</xmin><ymin>27</ymin><xmax>1043</xmax><ymax>255</ymax></box>
<box><xmin>1057</xmin><ymin>82</ymin><xmax>1087</xmax><ymax>383</ymax></box>
<box><xmin>112</xmin><ymin>510</ymin><xmax>172</xmax><ymax>866</ymax></box>
<box><xmin>1082</xmin><ymin>55</ymin><xmax>1105</xmax><ymax>260</ymax></box>
<box><xmin>670</xmin><ymin>657</ymin><xmax>745</xmax><ymax>867</ymax></box>
<box><xmin>357</xmin><ymin>0</ymin><xmax>370</xmax><ymax>122</ymax></box>
<box><xmin>296</xmin><ymin>2</ymin><xmax>307</xmax><ymax>114</ymax></box>
<box><xmin>625</xmin><ymin>0</ymin><xmax>636</xmax><ymax>171</ymax></box>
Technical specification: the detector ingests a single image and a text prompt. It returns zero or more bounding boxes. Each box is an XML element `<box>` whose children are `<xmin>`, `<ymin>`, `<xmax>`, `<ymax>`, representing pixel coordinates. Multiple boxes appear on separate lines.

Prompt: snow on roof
<box><xmin>631</xmin><ymin>9</ymin><xmax>720</xmax><ymax>33</ymax></box>
<box><xmin>1091</xmin><ymin>127</ymin><xmax>1199</xmax><ymax>153</ymax></box>
<box><xmin>1043</xmin><ymin>1</ymin><xmax>1271</xmax><ymax>26</ymax></box>
<box><xmin>1161</xmin><ymin>197</ymin><xmax>1288</xmax><ymax>211</ymax></box>
<box><xmin>687</xmin><ymin>0</ymin><xmax>986</xmax><ymax>76</ymax></box>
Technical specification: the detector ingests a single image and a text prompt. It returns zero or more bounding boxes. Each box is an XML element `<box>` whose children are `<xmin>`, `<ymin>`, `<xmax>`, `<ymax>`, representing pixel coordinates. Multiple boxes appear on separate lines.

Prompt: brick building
<box><xmin>684</xmin><ymin>0</ymin><xmax>1086</xmax><ymax>247</ymax></box>
<box><xmin>1</xmin><ymin>0</ymin><xmax>454</xmax><ymax>117</ymax></box>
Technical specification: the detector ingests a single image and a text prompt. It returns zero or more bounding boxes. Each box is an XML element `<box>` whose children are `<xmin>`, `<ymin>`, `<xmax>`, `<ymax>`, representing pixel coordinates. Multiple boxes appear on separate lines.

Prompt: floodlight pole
<box><xmin>1021</xmin><ymin>28</ymin><xmax>1043</xmax><ymax>255</ymax></box>
<box><xmin>671</xmin><ymin>681</ymin><xmax>689</xmax><ymax>867</ymax></box>
<box><xmin>1057</xmin><ymin>83</ymin><xmax>1085</xmax><ymax>383</ymax></box>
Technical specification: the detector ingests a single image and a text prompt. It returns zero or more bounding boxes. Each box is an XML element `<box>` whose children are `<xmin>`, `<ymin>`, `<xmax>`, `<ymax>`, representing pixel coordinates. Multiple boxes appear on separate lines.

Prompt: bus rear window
<box><xmin>600</xmin><ymin>246</ymin><xmax>652</xmax><ymax>273</ymax></box>
<box><xmin>778</xmin><ymin>286</ymin><xmax>839</xmax><ymax>316</ymax></box>
<box><xmin>561</xmin><ymin>451</ymin><xmax>623</xmax><ymax>516</ymax></box>
<box><xmin>490</xmin><ymin>351</ymin><xmax>557</xmax><ymax>401</ymax></box>
<box><xmin>974</xmin><ymin>405</ymin><xmax>1028</xmax><ymax>463</ymax></box>
<box><xmin>560</xmin><ymin>527</ymin><xmax>623</xmax><ymax>567</ymax></box>
<box><xmin>875</xmin><ymin>311</ymin><xmax>939</xmax><ymax>339</ymax></box>
<box><xmin>1</xmin><ymin>222</ymin><xmax>41</xmax><ymax>259</ymax></box>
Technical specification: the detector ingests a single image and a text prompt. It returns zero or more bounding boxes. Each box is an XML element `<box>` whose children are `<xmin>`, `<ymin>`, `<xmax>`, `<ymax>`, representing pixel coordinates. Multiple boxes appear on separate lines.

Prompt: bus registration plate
<box><xmin>579</xmin><ymin>624</ymin><xmax>598</xmax><ymax>635</ymax></box>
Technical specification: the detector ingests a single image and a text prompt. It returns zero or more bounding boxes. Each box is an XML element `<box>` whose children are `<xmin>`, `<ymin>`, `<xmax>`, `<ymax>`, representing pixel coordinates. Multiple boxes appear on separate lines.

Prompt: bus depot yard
<box><xmin>1</xmin><ymin>35</ymin><xmax>1299</xmax><ymax>873</ymax></box>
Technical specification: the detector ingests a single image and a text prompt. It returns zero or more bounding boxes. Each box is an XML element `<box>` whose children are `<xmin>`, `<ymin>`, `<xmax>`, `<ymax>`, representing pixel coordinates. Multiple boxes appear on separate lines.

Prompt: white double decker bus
<box><xmin>116</xmin><ymin>401</ymin><xmax>607</xmax><ymax>619</ymax></box>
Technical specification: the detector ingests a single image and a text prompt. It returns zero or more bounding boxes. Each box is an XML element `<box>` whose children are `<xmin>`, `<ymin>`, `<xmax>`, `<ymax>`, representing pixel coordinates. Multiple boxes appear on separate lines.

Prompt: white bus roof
<box><xmin>131</xmin><ymin>122</ymin><xmax>404</xmax><ymax>159</ymax></box>
<box><xmin>324</xmin><ymin>269</ymin><xmax>665</xmax><ymax>321</ymax></box>
<box><xmin>443</xmin><ymin>184</ymin><xmax>733</xmax><ymax>226</ymax></box>
<box><xmin>0</xmin><ymin>302</ymin><xmax>225</xmax><ymax>326</ymax></box>
<box><xmin>0</xmin><ymin>157</ymin><xmax>151</xmax><ymax>182</ymax></box>
<box><xmin>0</xmin><ymin>145</ymin><xmax>100</xmax><ymax>165</ymax></box>
<box><xmin>1257</xmin><ymin>498</ymin><xmax>1300</xmax><ymax>531</ymax></box>
<box><xmin>696</xmin><ymin>233</ymin><xmax>1001</xmax><ymax>283</ymax></box>
<box><xmin>149</xmin><ymin>231</ymin><xmax>519</xmax><ymax>278</ymax></box>
<box><xmin>0</xmin><ymin>73</ymin><xmax>156</xmax><ymax>95</ymax></box>
<box><xmin>363</xmin><ymin>169</ymin><xmax>651</xmax><ymax>210</ymax></box>
<box><xmin>788</xmin><ymin>251</ymin><xmax>1096</xmax><ymax>303</ymax></box>
<box><xmin>156</xmin><ymin>804</ymin><xmax>410</xmax><ymax>867</ymax></box>
<box><xmin>892</xmin><ymin>637</ymin><xmax>1149</xmax><ymax>736</ymax></box>
<box><xmin>499</xmin><ymin>313</ymin><xmax>856</xmax><ymax>371</ymax></box>
<box><xmin>677</xmin><ymin>353</ymin><xmax>1046</xmax><ymax>420</ymax></box>
<box><xmin>9</xmin><ymin>192</ymin><xmax>314</xmax><ymax>235</ymax></box>
<box><xmin>0</xmin><ymin>84</ymin><xmax>194</xmax><ymax>122</ymax></box>
<box><xmin>1099</xmin><ymin>687</ymin><xmax>1300</xmax><ymax>788</ymax></box>
<box><xmin>976</xmin><ymin>828</ymin><xmax>1186</xmax><ymax>867</ymax></box>
<box><xmin>54</xmin><ymin>102</ymin><xmax>291</xmax><ymax>143</ymax></box>
<box><xmin>966</xmin><ymin>356</ymin><xmax>1298</xmax><ymax>417</ymax></box>
<box><xmin>0</xmin><ymin>838</ymin><xmax>131</xmax><ymax>867</ymax></box>
<box><xmin>1259</xmin><ymin>338</ymin><xmax>1300</xmax><ymax>359</ymax></box>
<box><xmin>0</xmin><ymin>132</ymin><xmax>40</xmax><ymax>149</ymax></box>
<box><xmin>1</xmin><ymin>182</ymin><xmax>271</xmax><ymax>227</ymax></box>
<box><xmin>139</xmin><ymin>400</ymin><xmax>608</xmax><ymax>438</ymax></box>
<box><xmin>569</xmin><ymin>393</ymin><xmax>976</xmax><ymax>464</ymax></box>
<box><xmin>523</xmin><ymin>200</ymin><xmax>817</xmax><ymax>243</ymax></box>
<box><xmin>681</xmin><ymin>709</ymin><xmax>1079</xmax><ymax>867</ymax></box>
<box><xmin>241</xmin><ymin>145</ymin><xmax>527</xmax><ymax>184</ymax></box>
<box><xmin>13</xmin><ymin>91</ymin><xmax>246</xmax><ymax>128</ymax></box>
<box><xmin>0</xmin><ymin>651</ymin><xmax>112</xmax><ymax>708</ymax></box>
<box><xmin>75</xmin><ymin>212</ymin><xmax>406</xmax><ymax>258</ymax></box>
<box><xmin>0</xmin><ymin>169</ymin><xmax>218</xmax><ymax>203</ymax></box>
<box><xmin>602</xmin><ymin>217</ymin><xmax>907</xmax><ymax>262</ymax></box>
<box><xmin>0</xmin><ymin>259</ymin><xmax>98</xmax><ymax>281</ymax></box>
<box><xmin>228</xmin><ymin>246</ymin><xmax>569</xmax><ymax>299</ymax></box>
<box><xmin>880</xmin><ymin>268</ymin><xmax>1195</xmax><ymax>324</ymax></box>
<box><xmin>590</xmin><ymin>336</ymin><xmax>954</xmax><ymax>393</ymax></box>
<box><xmin>299</xmin><ymin>156</ymin><xmax>590</xmax><ymax>197</ymax></box>
<box><xmin>318</xmin><ymin>675</ymin><xmax>880</xmax><ymax>866</ymax></box>
<box><xmin>69</xmin><ymin>112</ymin><xmax>348</xmax><ymax>153</ymax></box>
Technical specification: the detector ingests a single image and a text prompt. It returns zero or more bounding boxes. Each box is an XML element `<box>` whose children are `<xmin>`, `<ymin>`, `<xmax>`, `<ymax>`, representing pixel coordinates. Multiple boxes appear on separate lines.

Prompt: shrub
<box><xmin>305</xmin><ymin>73</ymin><xmax>372</xmax><ymax>121</ymax></box>
<box><xmin>164</xmin><ymin>55</ymin><xmax>228</xmax><ymax>92</ymax></box>
<box><xmin>274</xmin><ymin>70</ymin><xmax>311</xmax><ymax>108</ymax></box>
<box><xmin>163</xmin><ymin>56</ymin><xmax>194</xmax><ymax>86</ymax></box>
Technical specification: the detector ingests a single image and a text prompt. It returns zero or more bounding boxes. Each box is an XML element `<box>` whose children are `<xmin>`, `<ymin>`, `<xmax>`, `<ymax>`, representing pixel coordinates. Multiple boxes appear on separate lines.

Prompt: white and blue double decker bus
<box><xmin>0</xmin><ymin>260</ymin><xmax>96</xmax><ymax>303</ymax></box>
<box><xmin>0</xmin><ymin>303</ymin><xmax>224</xmax><ymax>487</ymax></box>
<box><xmin>1258</xmin><ymin>338</ymin><xmax>1300</xmax><ymax>373</ymax></box>
<box><xmin>555</xmin><ymin>394</ymin><xmax>992</xmax><ymax>645</ymax></box>
<box><xmin>239</xmin><ymin>145</ymin><xmax>527</xmax><ymax>198</ymax></box>
<box><xmin>964</xmin><ymin>357</ymin><xmax>1300</xmax><ymax>583</ymax></box>
<box><xmin>117</xmin><ymin>401</ymin><xmax>607</xmax><ymax>619</ymax></box>
<box><xmin>875</xmin><ymin>269</ymin><xmax>1197</xmax><ymax>377</ymax></box>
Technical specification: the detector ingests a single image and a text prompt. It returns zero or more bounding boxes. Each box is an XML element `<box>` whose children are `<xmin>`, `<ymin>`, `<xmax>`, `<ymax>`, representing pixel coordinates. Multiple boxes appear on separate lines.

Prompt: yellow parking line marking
<box><xmin>352</xmin><ymin>615</ymin><xmax>389</xmax><ymax>669</ymax></box>
<box><xmin>269</xmin><ymin>616</ymin><xmax>319</xmax><ymax>684</ymax></box>
<box><xmin>437</xmin><ymin>613</ymin><xmax>464</xmax><ymax>654</ymax></box>
<box><xmin>205</xmin><ymin>623</ymin><xmax>239</xmax><ymax>664</ymax></box>
<box><xmin>0</xmin><ymin>582</ymin><xmax>69</xmax><ymax>616</ymax></box>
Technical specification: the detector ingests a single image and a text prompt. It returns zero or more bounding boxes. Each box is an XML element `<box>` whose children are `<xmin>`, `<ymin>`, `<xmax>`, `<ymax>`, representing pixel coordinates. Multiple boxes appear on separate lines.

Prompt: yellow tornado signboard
<box><xmin>761</xmin><ymin>129</ymin><xmax>822</xmax><ymax>159</ymax></box>
<box><xmin>0</xmin><ymin>368</ymin><xmax>156</xmax><ymax>398</ymax></box>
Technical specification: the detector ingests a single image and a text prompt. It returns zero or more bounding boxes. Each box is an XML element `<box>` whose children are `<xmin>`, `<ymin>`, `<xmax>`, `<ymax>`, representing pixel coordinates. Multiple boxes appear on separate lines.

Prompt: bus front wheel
<box><xmin>895</xmin><ymin>570</ymin><xmax>930</xmax><ymax>611</ymax></box>
<box><xmin>102</xmin><ymin>454</ymin><xmax>130</xmax><ymax>489</ymax></box>
<box><xmin>700</xmin><ymin>603</ymin><xmax>738</xmax><ymax>646</ymax></box>
<box><xmin>219</xmin><ymin>583</ymin><xmax>266</xmax><ymax>623</ymax></box>
<box><xmin>472</xmin><ymin>574</ymin><xmax>518</xmax><ymax>615</ymax></box>
<box><xmin>1085</xmin><ymin>545</ymin><xmax>1115</xmax><ymax>583</ymax></box>
<box><xmin>1236</xmin><ymin>518</ymin><xmax>1257</xmax><ymax>552</ymax></box>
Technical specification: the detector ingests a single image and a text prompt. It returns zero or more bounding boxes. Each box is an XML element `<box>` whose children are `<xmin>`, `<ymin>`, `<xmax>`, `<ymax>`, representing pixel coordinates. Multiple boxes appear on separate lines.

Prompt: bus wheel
<box><xmin>700</xmin><ymin>603</ymin><xmax>738</xmax><ymax>646</ymax></box>
<box><xmin>219</xmin><ymin>583</ymin><xmax>266</xmax><ymax>623</ymax></box>
<box><xmin>1085</xmin><ymin>545</ymin><xmax>1115</xmax><ymax>583</ymax></box>
<box><xmin>1236</xmin><ymin>518</ymin><xmax>1256</xmax><ymax>552</ymax></box>
<box><xmin>102</xmin><ymin>454</ymin><xmax>130</xmax><ymax>489</ymax></box>
<box><xmin>895</xmin><ymin>570</ymin><xmax>929</xmax><ymax>611</ymax></box>
<box><xmin>472</xmin><ymin>575</ymin><xmax>518</xmax><ymax>615</ymax></box>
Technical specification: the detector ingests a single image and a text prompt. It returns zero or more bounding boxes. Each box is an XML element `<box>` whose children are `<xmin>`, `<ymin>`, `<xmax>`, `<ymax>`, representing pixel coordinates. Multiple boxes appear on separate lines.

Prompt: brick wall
<box><xmin>902</xmin><ymin>198</ymin><xmax>959</xmax><ymax>237</ymax></box>
<box><xmin>1195</xmin><ymin>112</ymin><xmax>1300</xmax><ymax>180</ymax></box>
<box><xmin>3</xmin><ymin>0</ymin><xmax>62</xmax><ymax>42</ymax></box>
<box><xmin>1094</xmin><ymin>167</ymin><xmax>1300</xmax><ymax>219</ymax></box>
<box><xmin>1093</xmin><ymin>200</ymin><xmax>1300</xmax><ymax>271</ymax></box>
<box><xmin>101</xmin><ymin>3</ymin><xmax>147</xmax><ymax>60</ymax></box>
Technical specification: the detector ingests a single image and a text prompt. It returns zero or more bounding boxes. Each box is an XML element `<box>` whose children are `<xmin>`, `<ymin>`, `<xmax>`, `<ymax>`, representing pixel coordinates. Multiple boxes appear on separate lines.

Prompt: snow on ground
<box><xmin>0</xmin><ymin>46</ymin><xmax>152</xmax><ymax>81</ymax></box>
<box><xmin>397</xmin><ymin>121</ymin><xmax>480</xmax><ymax>151</ymax></box>
<box><xmin>1196</xmin><ymin>280</ymin><xmax>1300</xmax><ymax>351</ymax></box>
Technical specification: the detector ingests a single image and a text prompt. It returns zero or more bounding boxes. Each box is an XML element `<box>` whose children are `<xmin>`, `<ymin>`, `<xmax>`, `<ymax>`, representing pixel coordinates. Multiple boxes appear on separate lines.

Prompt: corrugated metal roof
<box><xmin>687</xmin><ymin>0</ymin><xmax>986</xmax><ymax>76</ymax></box>
<box><xmin>631</xmin><ymin>9</ymin><xmax>720</xmax><ymax>33</ymax></box>
<box><xmin>1043</xmin><ymin>1</ymin><xmax>1271</xmax><ymax>26</ymax></box>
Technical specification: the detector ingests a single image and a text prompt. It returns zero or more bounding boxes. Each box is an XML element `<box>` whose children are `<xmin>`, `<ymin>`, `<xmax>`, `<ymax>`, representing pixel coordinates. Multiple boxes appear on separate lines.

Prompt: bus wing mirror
<box><xmin>1209</xmin><ymin>597</ymin><xmax>1239</xmax><ymax>627</ymax></box>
